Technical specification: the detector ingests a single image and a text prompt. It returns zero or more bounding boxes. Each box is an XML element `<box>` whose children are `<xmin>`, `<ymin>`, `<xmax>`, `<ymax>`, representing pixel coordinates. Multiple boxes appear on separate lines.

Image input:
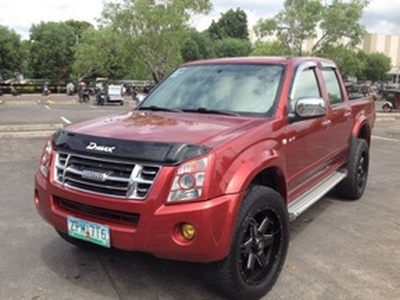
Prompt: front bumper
<box><xmin>34</xmin><ymin>172</ymin><xmax>243</xmax><ymax>263</ymax></box>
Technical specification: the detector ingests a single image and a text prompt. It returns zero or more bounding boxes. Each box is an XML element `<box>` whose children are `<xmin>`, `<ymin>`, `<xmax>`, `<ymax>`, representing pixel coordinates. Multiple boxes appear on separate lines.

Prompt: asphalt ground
<box><xmin>0</xmin><ymin>94</ymin><xmax>399</xmax><ymax>300</ymax></box>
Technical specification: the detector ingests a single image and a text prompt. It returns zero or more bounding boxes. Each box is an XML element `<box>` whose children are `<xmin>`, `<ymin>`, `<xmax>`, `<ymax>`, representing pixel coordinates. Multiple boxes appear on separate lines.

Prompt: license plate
<box><xmin>67</xmin><ymin>216</ymin><xmax>110</xmax><ymax>248</ymax></box>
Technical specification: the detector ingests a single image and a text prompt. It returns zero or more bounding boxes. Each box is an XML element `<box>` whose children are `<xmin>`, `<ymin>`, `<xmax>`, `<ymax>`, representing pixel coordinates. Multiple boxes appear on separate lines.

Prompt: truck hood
<box><xmin>65</xmin><ymin>110</ymin><xmax>268</xmax><ymax>148</ymax></box>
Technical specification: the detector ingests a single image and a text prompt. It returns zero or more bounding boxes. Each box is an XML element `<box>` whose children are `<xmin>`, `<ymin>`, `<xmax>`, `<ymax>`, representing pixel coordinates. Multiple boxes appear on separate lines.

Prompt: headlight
<box><xmin>168</xmin><ymin>157</ymin><xmax>209</xmax><ymax>202</ymax></box>
<box><xmin>39</xmin><ymin>140</ymin><xmax>53</xmax><ymax>177</ymax></box>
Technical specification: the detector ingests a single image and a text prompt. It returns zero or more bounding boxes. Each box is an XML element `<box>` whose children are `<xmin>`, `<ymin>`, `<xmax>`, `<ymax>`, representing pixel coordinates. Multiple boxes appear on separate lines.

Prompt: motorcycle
<box><xmin>42</xmin><ymin>83</ymin><xmax>50</xmax><ymax>96</ymax></box>
<box><xmin>80</xmin><ymin>89</ymin><xmax>91</xmax><ymax>103</ymax></box>
<box><xmin>96</xmin><ymin>90</ymin><xmax>108</xmax><ymax>105</ymax></box>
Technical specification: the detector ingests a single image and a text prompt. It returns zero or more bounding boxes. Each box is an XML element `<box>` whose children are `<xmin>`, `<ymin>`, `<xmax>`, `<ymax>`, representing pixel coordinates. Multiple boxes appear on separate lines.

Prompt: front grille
<box><xmin>54</xmin><ymin>152</ymin><xmax>161</xmax><ymax>199</ymax></box>
<box><xmin>54</xmin><ymin>197</ymin><xmax>140</xmax><ymax>225</ymax></box>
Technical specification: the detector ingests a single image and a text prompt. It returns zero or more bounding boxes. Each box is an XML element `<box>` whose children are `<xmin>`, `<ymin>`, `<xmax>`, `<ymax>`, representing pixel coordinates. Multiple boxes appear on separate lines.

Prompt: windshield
<box><xmin>140</xmin><ymin>64</ymin><xmax>285</xmax><ymax>116</ymax></box>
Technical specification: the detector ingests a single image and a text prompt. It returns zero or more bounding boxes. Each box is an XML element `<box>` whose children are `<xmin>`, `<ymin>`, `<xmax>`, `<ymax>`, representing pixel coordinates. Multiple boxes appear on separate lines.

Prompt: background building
<box><xmin>363</xmin><ymin>33</ymin><xmax>400</xmax><ymax>71</ymax></box>
<box><xmin>250</xmin><ymin>30</ymin><xmax>400</xmax><ymax>71</ymax></box>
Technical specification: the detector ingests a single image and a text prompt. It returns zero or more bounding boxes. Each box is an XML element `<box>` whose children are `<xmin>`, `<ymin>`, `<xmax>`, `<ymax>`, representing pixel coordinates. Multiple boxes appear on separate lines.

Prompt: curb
<box><xmin>0</xmin><ymin>130</ymin><xmax>58</xmax><ymax>139</ymax></box>
<box><xmin>3</xmin><ymin>100</ymin><xmax>78</xmax><ymax>106</ymax></box>
<box><xmin>0</xmin><ymin>123</ymin><xmax>64</xmax><ymax>139</ymax></box>
<box><xmin>375</xmin><ymin>112</ymin><xmax>400</xmax><ymax>121</ymax></box>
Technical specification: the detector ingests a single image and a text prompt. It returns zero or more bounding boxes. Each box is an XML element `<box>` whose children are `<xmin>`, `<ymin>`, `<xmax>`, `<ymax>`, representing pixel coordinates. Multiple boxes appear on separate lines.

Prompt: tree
<box><xmin>101</xmin><ymin>0</ymin><xmax>212</xmax><ymax>83</ymax></box>
<box><xmin>254</xmin><ymin>0</ymin><xmax>323</xmax><ymax>55</ymax></box>
<box><xmin>214</xmin><ymin>37</ymin><xmax>252</xmax><ymax>58</ymax></box>
<box><xmin>208</xmin><ymin>8</ymin><xmax>249</xmax><ymax>40</ymax></box>
<box><xmin>28</xmin><ymin>21</ymin><xmax>77</xmax><ymax>82</ymax></box>
<box><xmin>72</xmin><ymin>27</ymin><xmax>133</xmax><ymax>81</ymax></box>
<box><xmin>181</xmin><ymin>30</ymin><xmax>215</xmax><ymax>62</ymax></box>
<box><xmin>65</xmin><ymin>20</ymin><xmax>93</xmax><ymax>45</ymax></box>
<box><xmin>251</xmin><ymin>41</ymin><xmax>288</xmax><ymax>56</ymax></box>
<box><xmin>311</xmin><ymin>0</ymin><xmax>369</xmax><ymax>54</ymax></box>
<box><xmin>254</xmin><ymin>0</ymin><xmax>369</xmax><ymax>55</ymax></box>
<box><xmin>317</xmin><ymin>45</ymin><xmax>364</xmax><ymax>78</ymax></box>
<box><xmin>0</xmin><ymin>26</ymin><xmax>24</xmax><ymax>79</ymax></box>
<box><xmin>361</xmin><ymin>52</ymin><xmax>392</xmax><ymax>82</ymax></box>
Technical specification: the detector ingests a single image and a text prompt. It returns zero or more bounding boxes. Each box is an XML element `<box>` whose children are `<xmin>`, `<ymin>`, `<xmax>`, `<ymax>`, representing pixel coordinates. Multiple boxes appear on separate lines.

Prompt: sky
<box><xmin>0</xmin><ymin>0</ymin><xmax>399</xmax><ymax>39</ymax></box>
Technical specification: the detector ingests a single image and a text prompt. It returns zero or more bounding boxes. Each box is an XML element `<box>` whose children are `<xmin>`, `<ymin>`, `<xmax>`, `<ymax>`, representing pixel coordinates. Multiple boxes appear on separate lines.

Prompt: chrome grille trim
<box><xmin>54</xmin><ymin>152</ymin><xmax>161</xmax><ymax>200</ymax></box>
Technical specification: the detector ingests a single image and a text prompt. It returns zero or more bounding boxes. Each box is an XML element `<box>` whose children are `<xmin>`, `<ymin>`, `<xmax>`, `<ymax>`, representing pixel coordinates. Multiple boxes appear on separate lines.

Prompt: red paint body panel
<box><xmin>65</xmin><ymin>110</ymin><xmax>272</xmax><ymax>148</ymax></box>
<box><xmin>34</xmin><ymin>56</ymin><xmax>375</xmax><ymax>263</ymax></box>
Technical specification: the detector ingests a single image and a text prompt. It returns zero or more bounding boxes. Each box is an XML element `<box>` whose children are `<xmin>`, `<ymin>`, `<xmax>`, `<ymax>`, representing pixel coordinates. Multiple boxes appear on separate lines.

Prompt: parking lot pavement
<box><xmin>0</xmin><ymin>115</ymin><xmax>399</xmax><ymax>299</ymax></box>
<box><xmin>0</xmin><ymin>95</ymin><xmax>135</xmax><ymax>139</ymax></box>
<box><xmin>0</xmin><ymin>93</ymin><xmax>138</xmax><ymax>107</ymax></box>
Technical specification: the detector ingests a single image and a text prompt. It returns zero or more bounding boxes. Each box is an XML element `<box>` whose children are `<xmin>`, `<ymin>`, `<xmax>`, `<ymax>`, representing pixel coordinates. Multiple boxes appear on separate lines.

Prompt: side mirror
<box><xmin>293</xmin><ymin>97</ymin><xmax>326</xmax><ymax>119</ymax></box>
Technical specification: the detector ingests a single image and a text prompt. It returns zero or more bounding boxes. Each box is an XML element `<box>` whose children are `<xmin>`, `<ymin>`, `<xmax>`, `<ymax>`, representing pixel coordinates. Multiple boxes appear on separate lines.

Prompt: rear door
<box><xmin>319</xmin><ymin>64</ymin><xmax>353</xmax><ymax>166</ymax></box>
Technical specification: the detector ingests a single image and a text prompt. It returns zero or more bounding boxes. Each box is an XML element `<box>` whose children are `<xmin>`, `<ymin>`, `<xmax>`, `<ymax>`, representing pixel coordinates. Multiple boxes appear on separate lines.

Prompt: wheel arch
<box><xmin>353</xmin><ymin>119</ymin><xmax>372</xmax><ymax>145</ymax></box>
<box><xmin>249</xmin><ymin>167</ymin><xmax>287</xmax><ymax>203</ymax></box>
<box><xmin>223</xmin><ymin>145</ymin><xmax>287</xmax><ymax>205</ymax></box>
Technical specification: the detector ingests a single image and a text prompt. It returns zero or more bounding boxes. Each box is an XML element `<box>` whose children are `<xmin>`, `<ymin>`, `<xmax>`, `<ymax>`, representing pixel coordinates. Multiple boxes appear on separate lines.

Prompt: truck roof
<box><xmin>183</xmin><ymin>56</ymin><xmax>336</xmax><ymax>67</ymax></box>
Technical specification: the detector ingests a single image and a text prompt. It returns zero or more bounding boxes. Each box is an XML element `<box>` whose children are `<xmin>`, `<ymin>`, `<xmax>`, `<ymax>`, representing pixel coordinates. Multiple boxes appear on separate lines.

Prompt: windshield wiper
<box><xmin>182</xmin><ymin>107</ymin><xmax>238</xmax><ymax>116</ymax></box>
<box><xmin>138</xmin><ymin>105</ymin><xmax>182</xmax><ymax>113</ymax></box>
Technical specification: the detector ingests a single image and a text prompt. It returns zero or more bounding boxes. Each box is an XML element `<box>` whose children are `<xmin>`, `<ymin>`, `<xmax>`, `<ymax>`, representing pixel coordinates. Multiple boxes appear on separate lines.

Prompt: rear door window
<box><xmin>321</xmin><ymin>68</ymin><xmax>344</xmax><ymax>105</ymax></box>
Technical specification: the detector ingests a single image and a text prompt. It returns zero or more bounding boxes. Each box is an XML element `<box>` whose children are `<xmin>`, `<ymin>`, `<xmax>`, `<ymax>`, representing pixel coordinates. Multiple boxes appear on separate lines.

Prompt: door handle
<box><xmin>321</xmin><ymin>119</ymin><xmax>332</xmax><ymax>128</ymax></box>
<box><xmin>344</xmin><ymin>111</ymin><xmax>352</xmax><ymax>118</ymax></box>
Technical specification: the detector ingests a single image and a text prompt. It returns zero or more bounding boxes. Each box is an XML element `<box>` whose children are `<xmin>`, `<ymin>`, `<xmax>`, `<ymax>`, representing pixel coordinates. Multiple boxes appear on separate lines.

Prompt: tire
<box><xmin>202</xmin><ymin>186</ymin><xmax>289</xmax><ymax>300</ymax></box>
<box><xmin>336</xmin><ymin>139</ymin><xmax>369</xmax><ymax>200</ymax></box>
<box><xmin>56</xmin><ymin>230</ymin><xmax>100</xmax><ymax>251</ymax></box>
<box><xmin>382</xmin><ymin>104</ymin><xmax>392</xmax><ymax>112</ymax></box>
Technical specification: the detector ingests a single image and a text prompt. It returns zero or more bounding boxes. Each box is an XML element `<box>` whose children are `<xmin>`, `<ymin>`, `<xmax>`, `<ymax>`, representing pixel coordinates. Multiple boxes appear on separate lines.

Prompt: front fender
<box><xmin>221</xmin><ymin>139</ymin><xmax>286</xmax><ymax>196</ymax></box>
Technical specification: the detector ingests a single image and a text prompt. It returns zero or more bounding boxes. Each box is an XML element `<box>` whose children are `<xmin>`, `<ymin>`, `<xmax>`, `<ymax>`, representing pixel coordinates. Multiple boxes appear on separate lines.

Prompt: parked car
<box><xmin>34</xmin><ymin>57</ymin><xmax>375</xmax><ymax>300</ymax></box>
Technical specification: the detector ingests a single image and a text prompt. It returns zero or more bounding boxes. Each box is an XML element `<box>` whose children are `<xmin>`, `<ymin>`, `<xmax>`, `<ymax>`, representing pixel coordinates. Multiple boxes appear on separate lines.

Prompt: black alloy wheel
<box><xmin>240</xmin><ymin>209</ymin><xmax>283</xmax><ymax>286</ymax></box>
<box><xmin>336</xmin><ymin>138</ymin><xmax>370</xmax><ymax>200</ymax></box>
<box><xmin>203</xmin><ymin>186</ymin><xmax>289</xmax><ymax>300</ymax></box>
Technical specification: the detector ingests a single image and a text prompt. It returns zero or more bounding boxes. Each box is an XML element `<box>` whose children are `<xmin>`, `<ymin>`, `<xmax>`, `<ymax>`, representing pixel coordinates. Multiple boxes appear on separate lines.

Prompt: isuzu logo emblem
<box><xmin>81</xmin><ymin>170</ymin><xmax>109</xmax><ymax>182</ymax></box>
<box><xmin>86</xmin><ymin>142</ymin><xmax>116</xmax><ymax>153</ymax></box>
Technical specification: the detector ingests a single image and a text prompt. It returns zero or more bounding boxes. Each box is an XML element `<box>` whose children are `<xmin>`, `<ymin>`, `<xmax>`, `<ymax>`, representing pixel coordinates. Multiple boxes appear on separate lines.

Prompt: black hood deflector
<box><xmin>52</xmin><ymin>130</ymin><xmax>211</xmax><ymax>165</ymax></box>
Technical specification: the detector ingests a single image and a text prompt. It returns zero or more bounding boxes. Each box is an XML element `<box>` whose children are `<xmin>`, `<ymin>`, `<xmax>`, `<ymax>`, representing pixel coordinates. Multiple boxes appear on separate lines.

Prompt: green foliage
<box><xmin>313</xmin><ymin>0</ymin><xmax>369</xmax><ymax>54</ymax></box>
<box><xmin>317</xmin><ymin>45</ymin><xmax>364</xmax><ymax>78</ymax></box>
<box><xmin>72</xmin><ymin>27</ymin><xmax>132</xmax><ymax>81</ymax></box>
<box><xmin>255</xmin><ymin>0</ymin><xmax>323</xmax><ymax>55</ymax></box>
<box><xmin>360</xmin><ymin>52</ymin><xmax>392</xmax><ymax>82</ymax></box>
<box><xmin>208</xmin><ymin>8</ymin><xmax>249</xmax><ymax>40</ymax></box>
<box><xmin>65</xmin><ymin>20</ymin><xmax>93</xmax><ymax>44</ymax></box>
<box><xmin>213</xmin><ymin>37</ymin><xmax>252</xmax><ymax>58</ymax></box>
<box><xmin>0</xmin><ymin>26</ymin><xmax>24</xmax><ymax>79</ymax></box>
<box><xmin>181</xmin><ymin>30</ymin><xmax>215</xmax><ymax>62</ymax></box>
<box><xmin>101</xmin><ymin>0</ymin><xmax>212</xmax><ymax>82</ymax></box>
<box><xmin>251</xmin><ymin>41</ymin><xmax>288</xmax><ymax>56</ymax></box>
<box><xmin>28</xmin><ymin>21</ymin><xmax>80</xmax><ymax>81</ymax></box>
<box><xmin>255</xmin><ymin>0</ymin><xmax>369</xmax><ymax>55</ymax></box>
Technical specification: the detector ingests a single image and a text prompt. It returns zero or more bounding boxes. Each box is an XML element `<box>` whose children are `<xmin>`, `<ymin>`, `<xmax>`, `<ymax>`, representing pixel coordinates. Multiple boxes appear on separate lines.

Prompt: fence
<box><xmin>0</xmin><ymin>83</ymin><xmax>67</xmax><ymax>94</ymax></box>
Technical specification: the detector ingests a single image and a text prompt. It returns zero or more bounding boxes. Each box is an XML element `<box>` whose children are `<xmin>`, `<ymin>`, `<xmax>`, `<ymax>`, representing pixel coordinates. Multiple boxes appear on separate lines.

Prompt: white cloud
<box><xmin>362</xmin><ymin>1</ymin><xmax>400</xmax><ymax>35</ymax></box>
<box><xmin>0</xmin><ymin>0</ymin><xmax>399</xmax><ymax>38</ymax></box>
<box><xmin>0</xmin><ymin>0</ymin><xmax>103</xmax><ymax>38</ymax></box>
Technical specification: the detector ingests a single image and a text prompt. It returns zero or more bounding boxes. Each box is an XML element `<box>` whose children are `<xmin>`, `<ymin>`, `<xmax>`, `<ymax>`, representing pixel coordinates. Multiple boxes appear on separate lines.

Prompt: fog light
<box><xmin>180</xmin><ymin>223</ymin><xmax>196</xmax><ymax>241</ymax></box>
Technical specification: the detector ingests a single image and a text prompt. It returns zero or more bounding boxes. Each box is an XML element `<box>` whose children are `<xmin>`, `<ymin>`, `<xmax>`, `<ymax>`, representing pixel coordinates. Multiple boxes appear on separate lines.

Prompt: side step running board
<box><xmin>288</xmin><ymin>169</ymin><xmax>347</xmax><ymax>222</ymax></box>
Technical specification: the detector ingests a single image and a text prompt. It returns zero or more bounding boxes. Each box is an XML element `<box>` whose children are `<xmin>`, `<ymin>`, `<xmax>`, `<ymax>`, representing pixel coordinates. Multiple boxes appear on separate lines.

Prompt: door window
<box><xmin>321</xmin><ymin>68</ymin><xmax>344</xmax><ymax>105</ymax></box>
<box><xmin>290</xmin><ymin>68</ymin><xmax>321</xmax><ymax>111</ymax></box>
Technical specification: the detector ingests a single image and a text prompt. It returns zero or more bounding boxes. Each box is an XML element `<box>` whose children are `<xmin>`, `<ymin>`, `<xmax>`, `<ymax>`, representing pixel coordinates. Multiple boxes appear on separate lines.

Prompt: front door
<box><xmin>286</xmin><ymin>64</ymin><xmax>332</xmax><ymax>200</ymax></box>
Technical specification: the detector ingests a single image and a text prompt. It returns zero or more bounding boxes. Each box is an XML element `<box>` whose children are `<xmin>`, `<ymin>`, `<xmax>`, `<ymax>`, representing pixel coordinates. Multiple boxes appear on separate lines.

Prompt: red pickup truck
<box><xmin>34</xmin><ymin>57</ymin><xmax>375</xmax><ymax>300</ymax></box>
